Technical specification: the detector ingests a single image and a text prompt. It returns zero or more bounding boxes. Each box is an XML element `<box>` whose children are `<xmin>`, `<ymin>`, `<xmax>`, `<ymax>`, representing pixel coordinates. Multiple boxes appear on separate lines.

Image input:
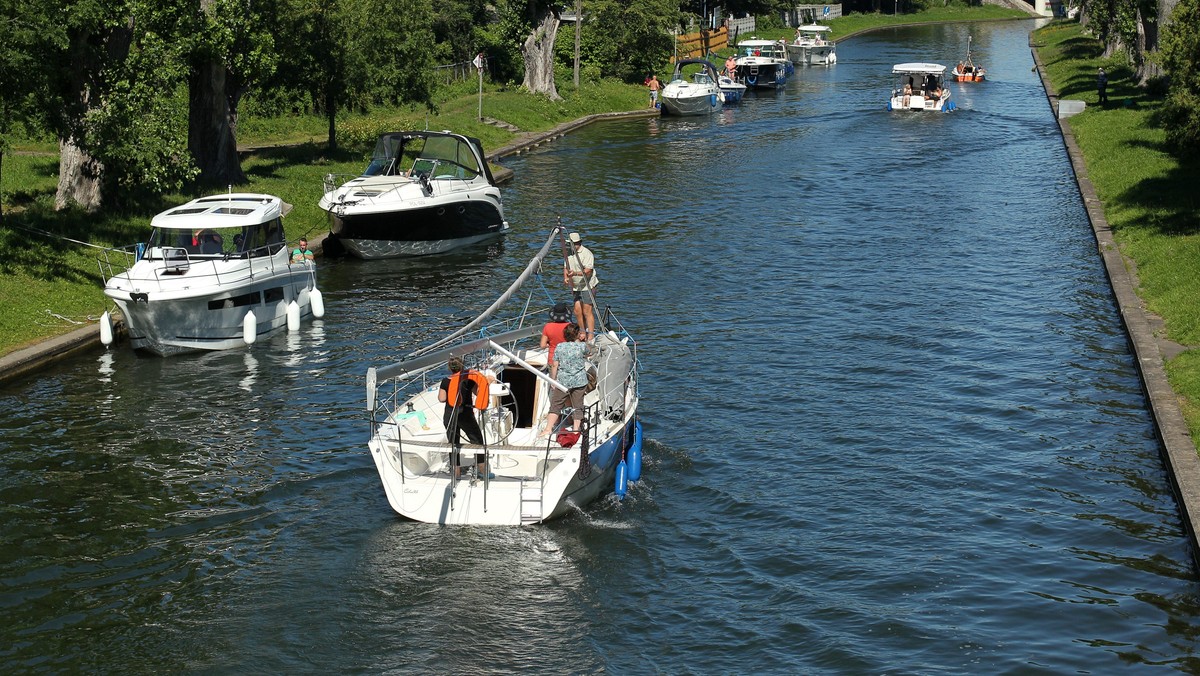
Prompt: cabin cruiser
<box><xmin>365</xmin><ymin>227</ymin><xmax>643</xmax><ymax>525</ymax></box>
<box><xmin>887</xmin><ymin>63</ymin><xmax>956</xmax><ymax>112</ymax></box>
<box><xmin>98</xmin><ymin>193</ymin><xmax>324</xmax><ymax>356</ymax></box>
<box><xmin>786</xmin><ymin>25</ymin><xmax>837</xmax><ymax>66</ymax></box>
<box><xmin>319</xmin><ymin>131</ymin><xmax>508</xmax><ymax>259</ymax></box>
<box><xmin>734</xmin><ymin>39</ymin><xmax>794</xmax><ymax>90</ymax></box>
<box><xmin>660</xmin><ymin>59</ymin><xmax>725</xmax><ymax>115</ymax></box>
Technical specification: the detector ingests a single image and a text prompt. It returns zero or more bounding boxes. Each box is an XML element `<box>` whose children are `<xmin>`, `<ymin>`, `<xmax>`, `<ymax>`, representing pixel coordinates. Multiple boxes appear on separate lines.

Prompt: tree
<box><xmin>554</xmin><ymin>0</ymin><xmax>678</xmax><ymax>83</ymax></box>
<box><xmin>1160</xmin><ymin>0</ymin><xmax>1200</xmax><ymax>155</ymax></box>
<box><xmin>188</xmin><ymin>0</ymin><xmax>277</xmax><ymax>187</ymax></box>
<box><xmin>521</xmin><ymin>2</ymin><xmax>562</xmax><ymax>99</ymax></box>
<box><xmin>0</xmin><ymin>0</ymin><xmax>66</xmax><ymax>220</ymax></box>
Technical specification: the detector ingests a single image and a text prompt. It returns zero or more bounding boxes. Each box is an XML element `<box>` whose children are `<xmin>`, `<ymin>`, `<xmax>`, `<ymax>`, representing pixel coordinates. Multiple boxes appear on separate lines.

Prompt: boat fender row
<box><xmin>614</xmin><ymin>421</ymin><xmax>644</xmax><ymax>499</ymax></box>
<box><xmin>943</xmin><ymin>101</ymin><xmax>957</xmax><ymax>112</ymax></box>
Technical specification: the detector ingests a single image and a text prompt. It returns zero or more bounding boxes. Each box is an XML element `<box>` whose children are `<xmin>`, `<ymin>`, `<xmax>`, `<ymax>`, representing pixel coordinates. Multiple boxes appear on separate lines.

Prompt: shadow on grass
<box><xmin>242</xmin><ymin>142</ymin><xmax>361</xmax><ymax>182</ymax></box>
<box><xmin>1111</xmin><ymin>141</ymin><xmax>1200</xmax><ymax>236</ymax></box>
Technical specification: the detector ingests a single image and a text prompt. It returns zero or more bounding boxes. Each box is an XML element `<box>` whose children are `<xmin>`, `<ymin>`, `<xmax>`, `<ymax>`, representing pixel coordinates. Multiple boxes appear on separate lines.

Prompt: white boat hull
<box><xmin>660</xmin><ymin>91</ymin><xmax>722</xmax><ymax>116</ymax></box>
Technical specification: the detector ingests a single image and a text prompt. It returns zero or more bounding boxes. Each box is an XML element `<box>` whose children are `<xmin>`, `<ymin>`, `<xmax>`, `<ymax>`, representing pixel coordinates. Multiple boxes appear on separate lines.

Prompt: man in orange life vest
<box><xmin>438</xmin><ymin>356</ymin><xmax>488</xmax><ymax>477</ymax></box>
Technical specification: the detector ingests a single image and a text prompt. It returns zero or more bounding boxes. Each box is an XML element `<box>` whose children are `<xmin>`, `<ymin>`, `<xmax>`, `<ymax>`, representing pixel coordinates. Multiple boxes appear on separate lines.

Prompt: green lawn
<box><xmin>1034</xmin><ymin>20</ymin><xmax>1200</xmax><ymax>437</ymax></box>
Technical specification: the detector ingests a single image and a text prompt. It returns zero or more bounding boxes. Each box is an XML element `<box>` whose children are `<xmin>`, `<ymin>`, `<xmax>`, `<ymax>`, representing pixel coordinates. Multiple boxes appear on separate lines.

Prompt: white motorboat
<box><xmin>718</xmin><ymin>75</ymin><xmax>747</xmax><ymax>104</ymax></box>
<box><xmin>660</xmin><ymin>58</ymin><xmax>725</xmax><ymax>116</ymax></box>
<box><xmin>887</xmin><ymin>63</ymin><xmax>957</xmax><ymax>112</ymax></box>
<box><xmin>319</xmin><ymin>130</ymin><xmax>509</xmax><ymax>259</ymax></box>
<box><xmin>734</xmin><ymin>38</ymin><xmax>794</xmax><ymax>90</ymax></box>
<box><xmin>786</xmin><ymin>24</ymin><xmax>837</xmax><ymax>66</ymax></box>
<box><xmin>365</xmin><ymin>227</ymin><xmax>643</xmax><ymax>525</ymax></box>
<box><xmin>98</xmin><ymin>193</ymin><xmax>324</xmax><ymax>356</ymax></box>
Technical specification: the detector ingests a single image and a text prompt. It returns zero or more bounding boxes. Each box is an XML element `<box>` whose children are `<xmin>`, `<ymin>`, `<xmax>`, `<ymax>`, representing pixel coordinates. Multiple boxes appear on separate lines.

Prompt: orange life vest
<box><xmin>446</xmin><ymin>370</ymin><xmax>490</xmax><ymax>410</ymax></box>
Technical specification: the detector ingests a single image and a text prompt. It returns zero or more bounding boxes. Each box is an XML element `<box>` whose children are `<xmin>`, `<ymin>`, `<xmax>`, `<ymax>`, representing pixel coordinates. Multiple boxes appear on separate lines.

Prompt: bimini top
<box><xmin>892</xmin><ymin>63</ymin><xmax>946</xmax><ymax>75</ymax></box>
<box><xmin>796</xmin><ymin>24</ymin><xmax>832</xmax><ymax>33</ymax></box>
<box><xmin>149</xmin><ymin>194</ymin><xmax>287</xmax><ymax>230</ymax></box>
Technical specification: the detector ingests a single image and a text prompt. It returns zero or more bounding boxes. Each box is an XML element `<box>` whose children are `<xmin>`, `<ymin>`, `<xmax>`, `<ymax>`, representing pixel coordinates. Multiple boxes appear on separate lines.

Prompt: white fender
<box><xmin>310</xmin><ymin>287</ymin><xmax>325</xmax><ymax>318</ymax></box>
<box><xmin>287</xmin><ymin>300</ymin><xmax>300</xmax><ymax>331</ymax></box>
<box><xmin>100</xmin><ymin>311</ymin><xmax>114</xmax><ymax>346</ymax></box>
<box><xmin>243</xmin><ymin>309</ymin><xmax>257</xmax><ymax>345</ymax></box>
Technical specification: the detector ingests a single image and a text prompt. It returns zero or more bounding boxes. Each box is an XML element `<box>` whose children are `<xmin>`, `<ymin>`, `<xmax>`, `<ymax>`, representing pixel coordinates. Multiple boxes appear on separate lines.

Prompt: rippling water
<box><xmin>3</xmin><ymin>20</ymin><xmax>1200</xmax><ymax>673</ymax></box>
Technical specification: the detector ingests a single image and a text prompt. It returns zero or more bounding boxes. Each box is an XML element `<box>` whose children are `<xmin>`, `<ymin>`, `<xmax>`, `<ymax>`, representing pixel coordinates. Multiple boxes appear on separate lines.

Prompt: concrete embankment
<box><xmin>1030</xmin><ymin>44</ymin><xmax>1200</xmax><ymax>564</ymax></box>
<box><xmin>0</xmin><ymin>108</ymin><xmax>659</xmax><ymax>386</ymax></box>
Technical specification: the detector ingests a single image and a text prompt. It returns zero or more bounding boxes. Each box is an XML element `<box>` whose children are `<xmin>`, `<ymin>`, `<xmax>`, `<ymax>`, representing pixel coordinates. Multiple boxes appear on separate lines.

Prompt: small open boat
<box><xmin>365</xmin><ymin>226</ymin><xmax>642</xmax><ymax>525</ymax></box>
<box><xmin>950</xmin><ymin>36</ymin><xmax>986</xmax><ymax>82</ymax></box>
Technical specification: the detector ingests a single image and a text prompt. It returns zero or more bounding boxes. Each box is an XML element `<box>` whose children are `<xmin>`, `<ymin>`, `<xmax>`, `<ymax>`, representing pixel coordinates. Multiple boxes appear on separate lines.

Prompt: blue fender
<box><xmin>627</xmin><ymin>421</ymin><xmax>644</xmax><ymax>482</ymax></box>
<box><xmin>615</xmin><ymin>460</ymin><xmax>628</xmax><ymax>499</ymax></box>
<box><xmin>887</xmin><ymin>100</ymin><xmax>893</xmax><ymax>111</ymax></box>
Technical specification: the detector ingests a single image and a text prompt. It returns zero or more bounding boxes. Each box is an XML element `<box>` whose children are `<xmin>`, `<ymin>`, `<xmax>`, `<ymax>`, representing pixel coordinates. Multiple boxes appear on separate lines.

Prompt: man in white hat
<box><xmin>563</xmin><ymin>232</ymin><xmax>598</xmax><ymax>341</ymax></box>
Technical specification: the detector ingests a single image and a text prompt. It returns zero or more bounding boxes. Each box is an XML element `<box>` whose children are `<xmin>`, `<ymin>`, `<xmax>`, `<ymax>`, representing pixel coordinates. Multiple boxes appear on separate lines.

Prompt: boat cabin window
<box><xmin>145</xmin><ymin>217</ymin><xmax>283</xmax><ymax>259</ymax></box>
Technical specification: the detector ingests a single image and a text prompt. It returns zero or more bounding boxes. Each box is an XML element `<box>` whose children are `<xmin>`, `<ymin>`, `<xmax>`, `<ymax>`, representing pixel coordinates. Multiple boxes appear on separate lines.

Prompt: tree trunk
<box><xmin>326</xmin><ymin>89</ymin><xmax>338</xmax><ymax>153</ymax></box>
<box><xmin>189</xmin><ymin>59</ymin><xmax>246</xmax><ymax>187</ymax></box>
<box><xmin>521</xmin><ymin>7</ymin><xmax>562</xmax><ymax>101</ymax></box>
<box><xmin>55</xmin><ymin>25</ymin><xmax>131</xmax><ymax>212</ymax></box>
<box><xmin>56</xmin><ymin>136</ymin><xmax>104</xmax><ymax>212</ymax></box>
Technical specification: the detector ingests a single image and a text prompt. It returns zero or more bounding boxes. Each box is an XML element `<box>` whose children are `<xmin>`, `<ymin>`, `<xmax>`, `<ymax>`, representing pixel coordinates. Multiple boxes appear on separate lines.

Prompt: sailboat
<box><xmin>951</xmin><ymin>36</ymin><xmax>986</xmax><ymax>82</ymax></box>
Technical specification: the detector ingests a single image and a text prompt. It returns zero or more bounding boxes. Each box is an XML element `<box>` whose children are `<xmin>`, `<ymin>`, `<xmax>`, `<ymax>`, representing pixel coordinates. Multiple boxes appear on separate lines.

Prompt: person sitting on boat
<box><xmin>539</xmin><ymin>323</ymin><xmax>592</xmax><ymax>440</ymax></box>
<box><xmin>291</xmin><ymin>238</ymin><xmax>313</xmax><ymax>263</ymax></box>
<box><xmin>438</xmin><ymin>356</ymin><xmax>489</xmax><ymax>478</ymax></box>
<box><xmin>540</xmin><ymin>302</ymin><xmax>573</xmax><ymax>365</ymax></box>
<box><xmin>902</xmin><ymin>81</ymin><xmax>913</xmax><ymax>107</ymax></box>
<box><xmin>725</xmin><ymin>55</ymin><xmax>737</xmax><ymax>78</ymax></box>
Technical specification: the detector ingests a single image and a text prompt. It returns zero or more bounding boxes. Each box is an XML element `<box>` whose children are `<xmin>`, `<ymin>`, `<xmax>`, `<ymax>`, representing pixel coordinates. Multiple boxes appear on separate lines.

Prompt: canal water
<box><xmin>4</xmin><ymin>19</ymin><xmax>1200</xmax><ymax>673</ymax></box>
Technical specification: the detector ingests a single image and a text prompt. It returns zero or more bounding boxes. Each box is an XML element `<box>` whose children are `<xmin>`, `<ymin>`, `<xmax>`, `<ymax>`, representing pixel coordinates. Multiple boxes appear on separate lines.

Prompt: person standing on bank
<box><xmin>648</xmin><ymin>74</ymin><xmax>661</xmax><ymax>108</ymax></box>
<box><xmin>563</xmin><ymin>232</ymin><xmax>598</xmax><ymax>342</ymax></box>
<box><xmin>1097</xmin><ymin>67</ymin><xmax>1108</xmax><ymax>105</ymax></box>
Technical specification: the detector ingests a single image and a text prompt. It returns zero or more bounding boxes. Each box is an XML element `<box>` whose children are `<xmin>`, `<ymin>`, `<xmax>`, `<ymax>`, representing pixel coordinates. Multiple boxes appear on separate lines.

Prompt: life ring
<box><xmin>747</xmin><ymin>75</ymin><xmax>757</xmax><ymax>86</ymax></box>
<box><xmin>446</xmin><ymin>370</ymin><xmax>491</xmax><ymax>410</ymax></box>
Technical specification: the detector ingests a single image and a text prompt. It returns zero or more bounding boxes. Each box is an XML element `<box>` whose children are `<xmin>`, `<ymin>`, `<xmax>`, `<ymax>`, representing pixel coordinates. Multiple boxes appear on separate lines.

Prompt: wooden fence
<box><xmin>673</xmin><ymin>26</ymin><xmax>730</xmax><ymax>61</ymax></box>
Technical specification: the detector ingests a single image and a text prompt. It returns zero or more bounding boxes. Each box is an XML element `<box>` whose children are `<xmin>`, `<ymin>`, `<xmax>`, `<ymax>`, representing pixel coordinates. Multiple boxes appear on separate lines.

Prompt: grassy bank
<box><xmin>1033</xmin><ymin>21</ymin><xmax>1200</xmax><ymax>437</ymax></box>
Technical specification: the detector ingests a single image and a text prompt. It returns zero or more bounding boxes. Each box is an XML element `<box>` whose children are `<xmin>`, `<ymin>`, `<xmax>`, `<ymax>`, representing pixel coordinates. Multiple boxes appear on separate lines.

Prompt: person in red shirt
<box><xmin>540</xmin><ymin>302</ymin><xmax>573</xmax><ymax>365</ymax></box>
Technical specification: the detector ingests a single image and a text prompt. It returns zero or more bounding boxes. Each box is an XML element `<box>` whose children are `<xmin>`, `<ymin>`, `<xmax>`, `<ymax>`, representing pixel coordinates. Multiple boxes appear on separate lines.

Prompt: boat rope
<box><xmin>419</xmin><ymin>226</ymin><xmax>561</xmax><ymax>355</ymax></box>
<box><xmin>3</xmin><ymin>219</ymin><xmax>123</xmax><ymax>252</ymax></box>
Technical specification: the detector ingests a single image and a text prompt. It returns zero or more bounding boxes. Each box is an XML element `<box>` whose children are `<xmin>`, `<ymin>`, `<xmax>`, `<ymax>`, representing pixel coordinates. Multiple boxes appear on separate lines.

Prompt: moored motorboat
<box><xmin>660</xmin><ymin>58</ymin><xmax>725</xmax><ymax>116</ymax></box>
<box><xmin>319</xmin><ymin>131</ymin><xmax>508</xmax><ymax>259</ymax></box>
<box><xmin>734</xmin><ymin>38</ymin><xmax>794</xmax><ymax>90</ymax></box>
<box><xmin>786</xmin><ymin>24</ymin><xmax>837</xmax><ymax>66</ymax></box>
<box><xmin>365</xmin><ymin>227</ymin><xmax>642</xmax><ymax>525</ymax></box>
<box><xmin>98</xmin><ymin>193</ymin><xmax>324</xmax><ymax>356</ymax></box>
<box><xmin>718</xmin><ymin>75</ymin><xmax>747</xmax><ymax>104</ymax></box>
<box><xmin>950</xmin><ymin>36</ymin><xmax>986</xmax><ymax>82</ymax></box>
<box><xmin>887</xmin><ymin>63</ymin><xmax>956</xmax><ymax>112</ymax></box>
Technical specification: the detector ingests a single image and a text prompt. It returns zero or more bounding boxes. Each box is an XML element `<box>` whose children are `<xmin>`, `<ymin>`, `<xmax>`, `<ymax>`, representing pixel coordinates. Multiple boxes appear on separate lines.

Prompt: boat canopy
<box><xmin>362</xmin><ymin>131</ymin><xmax>495</xmax><ymax>185</ymax></box>
<box><xmin>796</xmin><ymin>24</ymin><xmax>832</xmax><ymax>32</ymax></box>
<box><xmin>892</xmin><ymin>63</ymin><xmax>946</xmax><ymax>75</ymax></box>
<box><xmin>671</xmin><ymin>58</ymin><xmax>721</xmax><ymax>82</ymax></box>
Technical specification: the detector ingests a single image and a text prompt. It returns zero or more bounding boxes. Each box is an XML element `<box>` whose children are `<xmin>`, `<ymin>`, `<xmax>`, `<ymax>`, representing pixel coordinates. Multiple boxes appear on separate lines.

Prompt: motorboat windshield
<box><xmin>363</xmin><ymin>132</ymin><xmax>487</xmax><ymax>181</ymax></box>
<box><xmin>143</xmin><ymin>195</ymin><xmax>287</xmax><ymax>258</ymax></box>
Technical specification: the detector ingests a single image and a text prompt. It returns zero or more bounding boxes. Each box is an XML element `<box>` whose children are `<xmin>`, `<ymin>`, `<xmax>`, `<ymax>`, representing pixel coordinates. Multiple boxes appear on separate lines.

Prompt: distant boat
<box><xmin>365</xmin><ymin>227</ymin><xmax>642</xmax><ymax>525</ymax></box>
<box><xmin>99</xmin><ymin>193</ymin><xmax>323</xmax><ymax>356</ymax></box>
<box><xmin>661</xmin><ymin>58</ymin><xmax>725</xmax><ymax>116</ymax></box>
<box><xmin>950</xmin><ymin>36</ymin><xmax>986</xmax><ymax>82</ymax></box>
<box><xmin>318</xmin><ymin>130</ymin><xmax>508</xmax><ymax>259</ymax></box>
<box><xmin>887</xmin><ymin>63</ymin><xmax>956</xmax><ymax>112</ymax></box>
<box><xmin>786</xmin><ymin>24</ymin><xmax>837</xmax><ymax>66</ymax></box>
<box><xmin>734</xmin><ymin>38</ymin><xmax>794</xmax><ymax>89</ymax></box>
